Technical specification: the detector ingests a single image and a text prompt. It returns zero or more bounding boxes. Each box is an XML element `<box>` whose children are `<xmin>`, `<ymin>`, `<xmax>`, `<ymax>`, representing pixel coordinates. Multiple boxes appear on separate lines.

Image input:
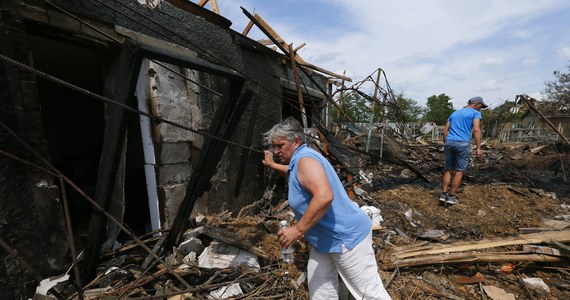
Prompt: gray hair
<box><xmin>263</xmin><ymin>116</ymin><xmax>306</xmax><ymax>145</ymax></box>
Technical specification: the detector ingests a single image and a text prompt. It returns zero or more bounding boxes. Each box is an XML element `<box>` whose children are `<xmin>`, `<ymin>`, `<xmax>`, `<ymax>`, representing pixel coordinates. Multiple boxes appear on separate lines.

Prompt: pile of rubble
<box><xmin>34</xmin><ymin>127</ymin><xmax>570</xmax><ymax>299</ymax></box>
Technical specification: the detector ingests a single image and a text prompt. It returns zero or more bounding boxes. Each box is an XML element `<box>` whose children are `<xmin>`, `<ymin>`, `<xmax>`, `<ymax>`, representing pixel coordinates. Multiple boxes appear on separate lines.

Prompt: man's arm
<box><xmin>472</xmin><ymin>118</ymin><xmax>482</xmax><ymax>157</ymax></box>
<box><xmin>277</xmin><ymin>157</ymin><xmax>333</xmax><ymax>248</ymax></box>
<box><xmin>443</xmin><ymin>121</ymin><xmax>450</xmax><ymax>143</ymax></box>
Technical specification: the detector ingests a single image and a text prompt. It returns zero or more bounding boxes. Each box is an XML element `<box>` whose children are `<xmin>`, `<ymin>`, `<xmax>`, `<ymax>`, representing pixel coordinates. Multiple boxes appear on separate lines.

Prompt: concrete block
<box><xmin>157</xmin><ymin>163</ymin><xmax>192</xmax><ymax>185</ymax></box>
<box><xmin>158</xmin><ymin>142</ymin><xmax>191</xmax><ymax>164</ymax></box>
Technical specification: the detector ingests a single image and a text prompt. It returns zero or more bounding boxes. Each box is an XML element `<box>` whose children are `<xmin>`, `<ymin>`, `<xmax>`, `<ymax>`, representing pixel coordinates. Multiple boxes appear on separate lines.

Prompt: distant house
<box><xmin>498</xmin><ymin>97</ymin><xmax>569</xmax><ymax>143</ymax></box>
<box><xmin>0</xmin><ymin>0</ymin><xmax>337</xmax><ymax>295</ymax></box>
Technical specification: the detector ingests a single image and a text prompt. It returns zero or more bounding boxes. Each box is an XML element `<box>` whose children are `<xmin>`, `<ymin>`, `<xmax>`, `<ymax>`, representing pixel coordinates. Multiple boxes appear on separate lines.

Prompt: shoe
<box><xmin>446</xmin><ymin>195</ymin><xmax>459</xmax><ymax>205</ymax></box>
<box><xmin>438</xmin><ymin>192</ymin><xmax>448</xmax><ymax>203</ymax></box>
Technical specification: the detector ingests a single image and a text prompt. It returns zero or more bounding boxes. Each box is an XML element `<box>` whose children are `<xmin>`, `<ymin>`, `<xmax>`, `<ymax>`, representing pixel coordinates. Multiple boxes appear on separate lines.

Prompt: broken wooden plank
<box><xmin>518</xmin><ymin>227</ymin><xmax>562</xmax><ymax>234</ymax></box>
<box><xmin>242</xmin><ymin>19</ymin><xmax>254</xmax><ymax>36</ymax></box>
<box><xmin>197</xmin><ymin>0</ymin><xmax>218</xmax><ymax>12</ymax></box>
<box><xmin>242</xmin><ymin>10</ymin><xmax>351</xmax><ymax>82</ymax></box>
<box><xmin>549</xmin><ymin>240</ymin><xmax>570</xmax><ymax>257</ymax></box>
<box><xmin>289</xmin><ymin>43</ymin><xmax>308</xmax><ymax>128</ymax></box>
<box><xmin>507</xmin><ymin>186</ymin><xmax>529</xmax><ymax>197</ymax></box>
<box><xmin>392</xmin><ymin>229</ymin><xmax>570</xmax><ymax>260</ymax></box>
<box><xmin>454</xmin><ymin>272</ymin><xmax>486</xmax><ymax>285</ymax></box>
<box><xmin>522</xmin><ymin>245</ymin><xmax>562</xmax><ymax>257</ymax></box>
<box><xmin>385</xmin><ymin>253</ymin><xmax>562</xmax><ymax>269</ymax></box>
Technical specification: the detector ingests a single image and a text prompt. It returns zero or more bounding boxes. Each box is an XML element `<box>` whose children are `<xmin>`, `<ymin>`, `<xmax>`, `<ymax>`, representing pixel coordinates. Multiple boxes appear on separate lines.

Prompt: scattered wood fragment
<box><xmin>549</xmin><ymin>240</ymin><xmax>570</xmax><ymax>257</ymax></box>
<box><xmin>391</xmin><ymin>229</ymin><xmax>570</xmax><ymax>260</ymax></box>
<box><xmin>385</xmin><ymin>253</ymin><xmax>561</xmax><ymax>269</ymax></box>
<box><xmin>507</xmin><ymin>186</ymin><xmax>529</xmax><ymax>197</ymax></box>
<box><xmin>522</xmin><ymin>245</ymin><xmax>562</xmax><ymax>257</ymax></box>
<box><xmin>454</xmin><ymin>272</ymin><xmax>485</xmax><ymax>285</ymax></box>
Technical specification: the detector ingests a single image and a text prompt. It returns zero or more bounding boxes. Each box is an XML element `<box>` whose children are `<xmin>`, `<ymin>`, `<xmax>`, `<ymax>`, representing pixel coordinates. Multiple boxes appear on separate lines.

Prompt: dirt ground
<box><xmin>220</xmin><ymin>142</ymin><xmax>570</xmax><ymax>299</ymax></box>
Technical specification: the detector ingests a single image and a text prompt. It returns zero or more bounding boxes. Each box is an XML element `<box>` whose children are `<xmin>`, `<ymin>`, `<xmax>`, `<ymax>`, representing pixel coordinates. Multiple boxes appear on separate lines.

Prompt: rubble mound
<box><xmin>42</xmin><ymin>141</ymin><xmax>569</xmax><ymax>299</ymax></box>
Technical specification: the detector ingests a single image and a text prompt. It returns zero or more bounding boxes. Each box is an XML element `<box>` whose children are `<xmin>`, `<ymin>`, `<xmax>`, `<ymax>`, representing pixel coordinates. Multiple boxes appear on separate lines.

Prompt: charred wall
<box><xmin>0</xmin><ymin>3</ymin><xmax>68</xmax><ymax>297</ymax></box>
<box><xmin>0</xmin><ymin>0</ymin><xmax>330</xmax><ymax>295</ymax></box>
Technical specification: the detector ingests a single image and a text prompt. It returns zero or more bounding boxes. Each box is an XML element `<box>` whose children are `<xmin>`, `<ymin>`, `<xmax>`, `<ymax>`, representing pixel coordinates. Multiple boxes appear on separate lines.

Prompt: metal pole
<box><xmin>366</xmin><ymin>70</ymin><xmax>382</xmax><ymax>152</ymax></box>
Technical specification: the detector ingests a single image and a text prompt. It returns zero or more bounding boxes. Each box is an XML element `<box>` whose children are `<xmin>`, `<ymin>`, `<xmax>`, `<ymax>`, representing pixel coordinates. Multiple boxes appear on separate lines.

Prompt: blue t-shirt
<box><xmin>287</xmin><ymin>144</ymin><xmax>371</xmax><ymax>253</ymax></box>
<box><xmin>446</xmin><ymin>107</ymin><xmax>482</xmax><ymax>142</ymax></box>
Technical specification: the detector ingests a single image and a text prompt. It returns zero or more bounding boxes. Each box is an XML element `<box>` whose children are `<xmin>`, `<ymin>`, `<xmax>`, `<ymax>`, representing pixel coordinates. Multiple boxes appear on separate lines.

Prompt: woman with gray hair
<box><xmin>262</xmin><ymin>117</ymin><xmax>391</xmax><ymax>300</ymax></box>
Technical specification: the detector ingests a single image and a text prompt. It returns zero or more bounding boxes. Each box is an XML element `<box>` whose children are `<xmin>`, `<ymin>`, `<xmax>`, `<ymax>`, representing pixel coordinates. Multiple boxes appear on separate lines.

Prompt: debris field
<box><xmin>39</xmin><ymin>135</ymin><xmax>570</xmax><ymax>300</ymax></box>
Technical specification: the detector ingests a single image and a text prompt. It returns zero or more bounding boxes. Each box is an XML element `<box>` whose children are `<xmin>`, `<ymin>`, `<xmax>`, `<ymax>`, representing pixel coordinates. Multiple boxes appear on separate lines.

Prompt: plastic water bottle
<box><xmin>279</xmin><ymin>220</ymin><xmax>294</xmax><ymax>263</ymax></box>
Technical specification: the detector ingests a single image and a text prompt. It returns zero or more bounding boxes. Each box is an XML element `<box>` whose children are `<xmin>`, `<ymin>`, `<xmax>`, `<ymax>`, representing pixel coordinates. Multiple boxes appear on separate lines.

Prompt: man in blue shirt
<box><xmin>439</xmin><ymin>96</ymin><xmax>488</xmax><ymax>205</ymax></box>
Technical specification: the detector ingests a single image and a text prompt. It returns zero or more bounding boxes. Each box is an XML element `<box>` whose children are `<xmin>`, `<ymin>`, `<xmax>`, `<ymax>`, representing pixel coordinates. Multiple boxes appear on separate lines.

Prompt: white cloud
<box><xmin>522</xmin><ymin>57</ymin><xmax>540</xmax><ymax>66</ymax></box>
<box><xmin>559</xmin><ymin>47</ymin><xmax>570</xmax><ymax>59</ymax></box>
<box><xmin>479</xmin><ymin>80</ymin><xmax>502</xmax><ymax>92</ymax></box>
<box><xmin>481</xmin><ymin>58</ymin><xmax>503</xmax><ymax>66</ymax></box>
<box><xmin>527</xmin><ymin>92</ymin><xmax>544</xmax><ymax>100</ymax></box>
<box><xmin>218</xmin><ymin>0</ymin><xmax>570</xmax><ymax>108</ymax></box>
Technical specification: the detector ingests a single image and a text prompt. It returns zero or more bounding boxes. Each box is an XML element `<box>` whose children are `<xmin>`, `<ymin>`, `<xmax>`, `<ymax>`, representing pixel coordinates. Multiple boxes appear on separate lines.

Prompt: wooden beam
<box><xmin>293</xmin><ymin>42</ymin><xmax>306</xmax><ymax>52</ymax></box>
<box><xmin>250</xmin><ymin>12</ymin><xmax>352</xmax><ymax>82</ymax></box>
<box><xmin>392</xmin><ymin>229</ymin><xmax>570</xmax><ymax>260</ymax></box>
<box><xmin>289</xmin><ymin>43</ymin><xmax>308</xmax><ymax>128</ymax></box>
<box><xmin>210</xmin><ymin>0</ymin><xmax>219</xmax><ymax>14</ymax></box>
<box><xmin>257</xmin><ymin>38</ymin><xmax>282</xmax><ymax>46</ymax></box>
<box><xmin>298</xmin><ymin>61</ymin><xmax>352</xmax><ymax>82</ymax></box>
<box><xmin>242</xmin><ymin>20</ymin><xmax>254</xmax><ymax>36</ymax></box>
<box><xmin>197</xmin><ymin>0</ymin><xmax>208</xmax><ymax>7</ymax></box>
<box><xmin>241</xmin><ymin>7</ymin><xmax>333</xmax><ymax>99</ymax></box>
<box><xmin>386</xmin><ymin>253</ymin><xmax>561</xmax><ymax>269</ymax></box>
<box><xmin>252</xmin><ymin>13</ymin><xmax>288</xmax><ymax>50</ymax></box>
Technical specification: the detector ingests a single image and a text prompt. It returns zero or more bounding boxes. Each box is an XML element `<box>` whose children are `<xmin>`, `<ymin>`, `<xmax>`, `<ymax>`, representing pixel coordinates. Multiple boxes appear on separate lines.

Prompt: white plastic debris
<box><xmin>522</xmin><ymin>277</ymin><xmax>550</xmax><ymax>293</ymax></box>
<box><xmin>358</xmin><ymin>170</ymin><xmax>373</xmax><ymax>185</ymax></box>
<box><xmin>35</xmin><ymin>274</ymin><xmax>70</xmax><ymax>296</ymax></box>
<box><xmin>404</xmin><ymin>209</ymin><xmax>418</xmax><ymax>227</ymax></box>
<box><xmin>198</xmin><ymin>241</ymin><xmax>260</xmax><ymax>271</ymax></box>
<box><xmin>104</xmin><ymin>266</ymin><xmax>127</xmax><ymax>276</ymax></box>
<box><xmin>360</xmin><ymin>205</ymin><xmax>384</xmax><ymax>227</ymax></box>
<box><xmin>208</xmin><ymin>283</ymin><xmax>243</xmax><ymax>299</ymax></box>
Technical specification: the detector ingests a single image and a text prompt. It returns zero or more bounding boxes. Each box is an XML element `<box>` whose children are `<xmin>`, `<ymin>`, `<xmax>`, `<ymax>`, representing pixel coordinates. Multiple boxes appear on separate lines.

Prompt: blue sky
<box><xmin>214</xmin><ymin>1</ymin><xmax>570</xmax><ymax>109</ymax></box>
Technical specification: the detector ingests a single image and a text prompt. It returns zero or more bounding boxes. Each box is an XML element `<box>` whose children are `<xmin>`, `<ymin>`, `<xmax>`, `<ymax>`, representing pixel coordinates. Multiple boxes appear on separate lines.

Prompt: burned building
<box><xmin>0</xmin><ymin>0</ymin><xmax>342</xmax><ymax>297</ymax></box>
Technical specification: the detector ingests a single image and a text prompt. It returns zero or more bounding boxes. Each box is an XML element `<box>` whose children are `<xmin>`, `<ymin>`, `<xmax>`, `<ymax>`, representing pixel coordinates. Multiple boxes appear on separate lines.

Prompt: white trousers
<box><xmin>307</xmin><ymin>232</ymin><xmax>391</xmax><ymax>300</ymax></box>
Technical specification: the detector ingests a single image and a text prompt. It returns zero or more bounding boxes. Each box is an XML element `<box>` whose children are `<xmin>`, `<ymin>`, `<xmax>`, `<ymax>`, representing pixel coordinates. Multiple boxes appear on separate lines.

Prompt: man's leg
<box><xmin>449</xmin><ymin>170</ymin><xmax>464</xmax><ymax>195</ymax></box>
<box><xmin>308</xmin><ymin>248</ymin><xmax>339</xmax><ymax>300</ymax></box>
<box><xmin>442</xmin><ymin>170</ymin><xmax>452</xmax><ymax>193</ymax></box>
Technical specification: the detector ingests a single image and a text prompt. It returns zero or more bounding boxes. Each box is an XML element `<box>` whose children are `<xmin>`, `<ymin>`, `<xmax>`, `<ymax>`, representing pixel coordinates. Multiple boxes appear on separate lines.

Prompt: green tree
<box><xmin>332</xmin><ymin>92</ymin><xmax>371</xmax><ymax>122</ymax></box>
<box><xmin>543</xmin><ymin>61</ymin><xmax>570</xmax><ymax>112</ymax></box>
<box><xmin>385</xmin><ymin>91</ymin><xmax>423</xmax><ymax>123</ymax></box>
<box><xmin>423</xmin><ymin>93</ymin><xmax>455</xmax><ymax>125</ymax></box>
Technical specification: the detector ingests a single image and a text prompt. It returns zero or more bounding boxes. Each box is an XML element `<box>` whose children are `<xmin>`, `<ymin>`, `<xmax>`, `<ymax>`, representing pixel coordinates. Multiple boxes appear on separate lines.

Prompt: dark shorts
<box><xmin>444</xmin><ymin>140</ymin><xmax>470</xmax><ymax>171</ymax></box>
